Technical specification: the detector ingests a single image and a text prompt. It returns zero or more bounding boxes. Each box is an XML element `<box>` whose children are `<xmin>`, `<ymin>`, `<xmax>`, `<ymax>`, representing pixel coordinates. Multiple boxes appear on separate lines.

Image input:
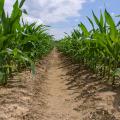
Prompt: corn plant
<box><xmin>58</xmin><ymin>10</ymin><xmax>120</xmax><ymax>86</ymax></box>
<box><xmin>0</xmin><ymin>0</ymin><xmax>53</xmax><ymax>85</ymax></box>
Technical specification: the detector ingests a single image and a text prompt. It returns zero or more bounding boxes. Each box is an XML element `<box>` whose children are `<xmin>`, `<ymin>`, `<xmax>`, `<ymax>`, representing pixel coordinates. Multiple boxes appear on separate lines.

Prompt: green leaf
<box><xmin>78</xmin><ymin>22</ymin><xmax>89</xmax><ymax>36</ymax></box>
<box><xmin>11</xmin><ymin>0</ymin><xmax>20</xmax><ymax>19</ymax></box>
<box><xmin>0</xmin><ymin>72</ymin><xmax>4</xmax><ymax>81</ymax></box>
<box><xmin>1</xmin><ymin>9</ymin><xmax>7</xmax><ymax>34</ymax></box>
<box><xmin>0</xmin><ymin>0</ymin><xmax>5</xmax><ymax>18</ymax></box>
<box><xmin>31</xmin><ymin>62</ymin><xmax>35</xmax><ymax>75</ymax></box>
<box><xmin>19</xmin><ymin>0</ymin><xmax>26</xmax><ymax>8</ymax></box>
<box><xmin>92</xmin><ymin>11</ymin><xmax>103</xmax><ymax>33</ymax></box>
<box><xmin>0</xmin><ymin>71</ymin><xmax>7</xmax><ymax>85</ymax></box>
<box><xmin>112</xmin><ymin>68</ymin><xmax>120</xmax><ymax>77</ymax></box>
<box><xmin>87</xmin><ymin>16</ymin><xmax>95</xmax><ymax>30</ymax></box>
<box><xmin>6</xmin><ymin>48</ymin><xmax>13</xmax><ymax>55</ymax></box>
<box><xmin>100</xmin><ymin>10</ymin><xmax>104</xmax><ymax>28</ymax></box>
<box><xmin>10</xmin><ymin>0</ymin><xmax>22</xmax><ymax>32</ymax></box>
<box><xmin>104</xmin><ymin>9</ymin><xmax>117</xmax><ymax>39</ymax></box>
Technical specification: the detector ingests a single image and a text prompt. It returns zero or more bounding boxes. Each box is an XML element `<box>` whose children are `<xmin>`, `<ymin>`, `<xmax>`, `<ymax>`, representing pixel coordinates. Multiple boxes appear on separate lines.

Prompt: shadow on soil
<box><xmin>59</xmin><ymin>53</ymin><xmax>120</xmax><ymax>120</ymax></box>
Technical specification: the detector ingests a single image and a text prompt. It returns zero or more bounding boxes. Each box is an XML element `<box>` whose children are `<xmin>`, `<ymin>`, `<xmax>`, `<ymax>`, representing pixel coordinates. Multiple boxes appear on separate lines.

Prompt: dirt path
<box><xmin>0</xmin><ymin>49</ymin><xmax>120</xmax><ymax>120</ymax></box>
<box><xmin>0</xmin><ymin>49</ymin><xmax>81</xmax><ymax>120</ymax></box>
<box><xmin>42</xmin><ymin>49</ymin><xmax>82</xmax><ymax>120</ymax></box>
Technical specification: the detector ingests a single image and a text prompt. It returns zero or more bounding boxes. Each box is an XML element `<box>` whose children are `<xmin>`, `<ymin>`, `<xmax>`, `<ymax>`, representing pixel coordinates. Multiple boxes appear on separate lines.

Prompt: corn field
<box><xmin>58</xmin><ymin>10</ymin><xmax>120</xmax><ymax>86</ymax></box>
<box><xmin>0</xmin><ymin>0</ymin><xmax>53</xmax><ymax>85</ymax></box>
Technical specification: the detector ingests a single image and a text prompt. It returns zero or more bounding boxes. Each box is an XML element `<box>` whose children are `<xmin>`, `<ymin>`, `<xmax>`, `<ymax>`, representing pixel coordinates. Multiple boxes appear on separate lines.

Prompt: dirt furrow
<box><xmin>42</xmin><ymin>49</ymin><xmax>82</xmax><ymax>120</ymax></box>
<box><xmin>0</xmin><ymin>49</ymin><xmax>120</xmax><ymax>120</ymax></box>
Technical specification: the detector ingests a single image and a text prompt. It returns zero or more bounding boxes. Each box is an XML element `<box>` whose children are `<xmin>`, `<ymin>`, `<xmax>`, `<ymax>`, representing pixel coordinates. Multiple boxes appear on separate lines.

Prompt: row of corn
<box><xmin>58</xmin><ymin>10</ymin><xmax>120</xmax><ymax>86</ymax></box>
<box><xmin>0</xmin><ymin>0</ymin><xmax>53</xmax><ymax>85</ymax></box>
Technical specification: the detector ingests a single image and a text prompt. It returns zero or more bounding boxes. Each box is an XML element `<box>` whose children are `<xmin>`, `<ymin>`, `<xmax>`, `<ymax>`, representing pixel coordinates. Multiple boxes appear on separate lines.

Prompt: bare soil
<box><xmin>0</xmin><ymin>49</ymin><xmax>120</xmax><ymax>120</ymax></box>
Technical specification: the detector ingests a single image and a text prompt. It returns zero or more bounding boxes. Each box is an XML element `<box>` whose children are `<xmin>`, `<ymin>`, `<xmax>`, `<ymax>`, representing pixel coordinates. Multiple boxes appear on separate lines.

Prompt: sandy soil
<box><xmin>0</xmin><ymin>49</ymin><xmax>120</xmax><ymax>120</ymax></box>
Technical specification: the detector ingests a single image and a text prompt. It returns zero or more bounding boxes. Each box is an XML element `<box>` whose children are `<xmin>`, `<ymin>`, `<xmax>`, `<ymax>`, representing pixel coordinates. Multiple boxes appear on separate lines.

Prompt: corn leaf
<box><xmin>78</xmin><ymin>22</ymin><xmax>89</xmax><ymax>36</ymax></box>
<box><xmin>104</xmin><ymin>9</ymin><xmax>117</xmax><ymax>39</ymax></box>
<box><xmin>19</xmin><ymin>0</ymin><xmax>26</xmax><ymax>8</ymax></box>
<box><xmin>92</xmin><ymin>11</ymin><xmax>103</xmax><ymax>33</ymax></box>
<box><xmin>0</xmin><ymin>0</ymin><xmax>5</xmax><ymax>18</ymax></box>
<box><xmin>87</xmin><ymin>16</ymin><xmax>95</xmax><ymax>31</ymax></box>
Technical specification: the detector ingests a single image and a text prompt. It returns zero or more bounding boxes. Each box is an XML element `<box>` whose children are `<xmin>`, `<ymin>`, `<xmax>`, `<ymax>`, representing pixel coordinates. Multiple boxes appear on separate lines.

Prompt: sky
<box><xmin>4</xmin><ymin>0</ymin><xmax>120</xmax><ymax>39</ymax></box>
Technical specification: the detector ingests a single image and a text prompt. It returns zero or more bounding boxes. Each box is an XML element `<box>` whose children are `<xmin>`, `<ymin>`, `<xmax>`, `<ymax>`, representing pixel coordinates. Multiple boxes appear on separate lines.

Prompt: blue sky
<box><xmin>4</xmin><ymin>0</ymin><xmax>120</xmax><ymax>39</ymax></box>
<box><xmin>50</xmin><ymin>0</ymin><xmax>120</xmax><ymax>39</ymax></box>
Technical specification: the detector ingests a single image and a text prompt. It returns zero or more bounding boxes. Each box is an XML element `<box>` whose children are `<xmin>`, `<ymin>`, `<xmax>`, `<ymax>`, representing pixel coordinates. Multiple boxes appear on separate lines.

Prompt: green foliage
<box><xmin>0</xmin><ymin>0</ymin><xmax>53</xmax><ymax>85</ymax></box>
<box><xmin>58</xmin><ymin>10</ymin><xmax>120</xmax><ymax>86</ymax></box>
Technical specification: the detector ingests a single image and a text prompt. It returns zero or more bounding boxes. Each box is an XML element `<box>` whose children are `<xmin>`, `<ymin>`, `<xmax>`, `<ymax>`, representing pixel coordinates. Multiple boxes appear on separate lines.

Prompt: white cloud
<box><xmin>4</xmin><ymin>0</ymin><xmax>14</xmax><ymax>12</ymax></box>
<box><xmin>34</xmin><ymin>0</ymin><xmax>86</xmax><ymax>24</ymax></box>
<box><xmin>4</xmin><ymin>0</ymin><xmax>87</xmax><ymax>24</ymax></box>
<box><xmin>4</xmin><ymin>0</ymin><xmax>94</xmax><ymax>39</ymax></box>
<box><xmin>22</xmin><ymin>14</ymin><xmax>43</xmax><ymax>25</ymax></box>
<box><xmin>4</xmin><ymin>0</ymin><xmax>43</xmax><ymax>25</ymax></box>
<box><xmin>49</xmin><ymin>27</ymin><xmax>73</xmax><ymax>40</ymax></box>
